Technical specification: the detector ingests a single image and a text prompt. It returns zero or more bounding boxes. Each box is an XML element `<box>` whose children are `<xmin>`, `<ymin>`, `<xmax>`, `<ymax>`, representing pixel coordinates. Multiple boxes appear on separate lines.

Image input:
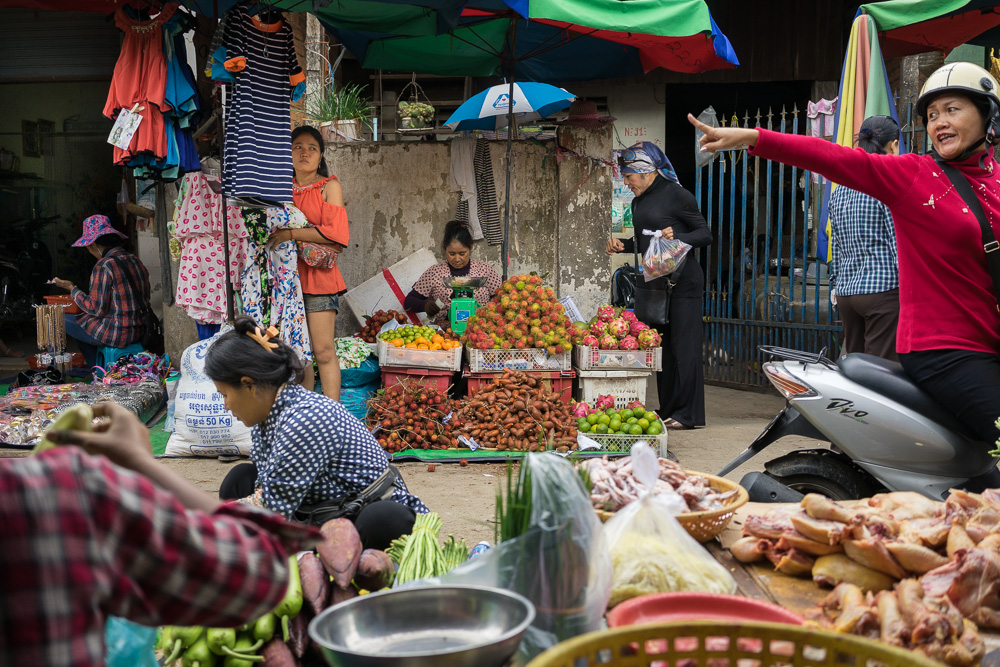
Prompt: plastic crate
<box><xmin>578</xmin><ymin>431</ymin><xmax>668</xmax><ymax>457</ymax></box>
<box><xmin>574</xmin><ymin>370</ymin><xmax>651</xmax><ymax>410</ymax></box>
<box><xmin>377</xmin><ymin>339</ymin><xmax>462</xmax><ymax>371</ymax></box>
<box><xmin>464</xmin><ymin>367</ymin><xmax>575</xmax><ymax>403</ymax></box>
<box><xmin>466</xmin><ymin>346</ymin><xmax>571</xmax><ymax>373</ymax></box>
<box><xmin>572</xmin><ymin>345</ymin><xmax>662</xmax><ymax>371</ymax></box>
<box><xmin>381</xmin><ymin>367</ymin><xmax>456</xmax><ymax>393</ymax></box>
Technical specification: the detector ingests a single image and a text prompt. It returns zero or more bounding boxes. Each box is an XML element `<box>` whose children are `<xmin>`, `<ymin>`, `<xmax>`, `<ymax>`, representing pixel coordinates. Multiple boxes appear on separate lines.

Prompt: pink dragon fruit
<box><xmin>596</xmin><ymin>304</ymin><xmax>616</xmax><ymax>322</ymax></box>
<box><xmin>599</xmin><ymin>334</ymin><xmax>618</xmax><ymax>350</ymax></box>
<box><xmin>606</xmin><ymin>317</ymin><xmax>630</xmax><ymax>339</ymax></box>
<box><xmin>627</xmin><ymin>400</ymin><xmax>645</xmax><ymax>410</ymax></box>
<box><xmin>622</xmin><ymin>310</ymin><xmax>638</xmax><ymax>324</ymax></box>
<box><xmin>581</xmin><ymin>334</ymin><xmax>600</xmax><ymax>347</ymax></box>
<box><xmin>571</xmin><ymin>401</ymin><xmax>591</xmax><ymax>418</ymax></box>
<box><xmin>595</xmin><ymin>395</ymin><xmax>616</xmax><ymax>411</ymax></box>
<box><xmin>619</xmin><ymin>335</ymin><xmax>639</xmax><ymax>350</ymax></box>
<box><xmin>637</xmin><ymin>328</ymin><xmax>662</xmax><ymax>349</ymax></box>
<box><xmin>589</xmin><ymin>320</ymin><xmax>608</xmax><ymax>337</ymax></box>
<box><xmin>630</xmin><ymin>320</ymin><xmax>650</xmax><ymax>336</ymax></box>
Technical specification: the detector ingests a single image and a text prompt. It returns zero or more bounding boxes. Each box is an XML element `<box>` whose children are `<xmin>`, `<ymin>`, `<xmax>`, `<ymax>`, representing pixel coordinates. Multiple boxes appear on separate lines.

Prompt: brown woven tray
<box><xmin>595</xmin><ymin>470</ymin><xmax>748</xmax><ymax>543</ymax></box>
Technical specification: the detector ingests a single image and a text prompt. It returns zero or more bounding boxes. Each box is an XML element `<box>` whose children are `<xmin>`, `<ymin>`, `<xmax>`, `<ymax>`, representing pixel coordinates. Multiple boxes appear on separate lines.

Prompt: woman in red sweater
<box><xmin>267</xmin><ymin>126</ymin><xmax>349</xmax><ymax>399</ymax></box>
<box><xmin>690</xmin><ymin>62</ymin><xmax>1000</xmax><ymax>447</ymax></box>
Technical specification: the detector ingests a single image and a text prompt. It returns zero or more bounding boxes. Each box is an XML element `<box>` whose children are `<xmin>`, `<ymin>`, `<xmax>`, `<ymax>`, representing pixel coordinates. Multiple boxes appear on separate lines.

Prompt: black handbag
<box><xmin>293</xmin><ymin>465</ymin><xmax>400</xmax><ymax>526</ymax></box>
<box><xmin>113</xmin><ymin>255</ymin><xmax>164</xmax><ymax>355</ymax></box>
<box><xmin>938</xmin><ymin>159</ymin><xmax>1000</xmax><ymax>307</ymax></box>
<box><xmin>627</xmin><ymin>231</ymin><xmax>673</xmax><ymax>326</ymax></box>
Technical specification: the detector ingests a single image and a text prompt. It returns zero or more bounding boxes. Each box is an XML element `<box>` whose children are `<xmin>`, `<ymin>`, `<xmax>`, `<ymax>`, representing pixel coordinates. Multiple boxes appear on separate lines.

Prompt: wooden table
<box><xmin>713</xmin><ymin>501</ymin><xmax>1000</xmax><ymax>654</ymax></box>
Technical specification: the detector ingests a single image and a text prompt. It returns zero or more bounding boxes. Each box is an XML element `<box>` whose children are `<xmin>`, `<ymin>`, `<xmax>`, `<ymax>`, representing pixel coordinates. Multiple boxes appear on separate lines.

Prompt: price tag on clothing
<box><xmin>107</xmin><ymin>104</ymin><xmax>144</xmax><ymax>150</ymax></box>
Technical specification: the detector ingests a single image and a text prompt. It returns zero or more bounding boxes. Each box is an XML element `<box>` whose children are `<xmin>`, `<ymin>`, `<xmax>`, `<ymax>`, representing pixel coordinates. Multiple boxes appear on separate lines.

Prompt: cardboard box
<box><xmin>343</xmin><ymin>249</ymin><xmax>437</xmax><ymax>326</ymax></box>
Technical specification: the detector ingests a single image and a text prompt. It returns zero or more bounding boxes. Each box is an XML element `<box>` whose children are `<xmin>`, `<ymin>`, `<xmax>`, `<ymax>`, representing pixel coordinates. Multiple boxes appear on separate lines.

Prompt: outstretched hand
<box><xmin>46</xmin><ymin>402</ymin><xmax>153</xmax><ymax>471</ymax></box>
<box><xmin>688</xmin><ymin>113</ymin><xmax>760</xmax><ymax>154</ymax></box>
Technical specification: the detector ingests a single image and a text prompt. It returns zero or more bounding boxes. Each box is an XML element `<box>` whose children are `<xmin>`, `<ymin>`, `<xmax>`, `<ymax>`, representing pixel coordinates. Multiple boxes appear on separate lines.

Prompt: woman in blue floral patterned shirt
<box><xmin>206</xmin><ymin>316</ymin><xmax>427</xmax><ymax>548</ymax></box>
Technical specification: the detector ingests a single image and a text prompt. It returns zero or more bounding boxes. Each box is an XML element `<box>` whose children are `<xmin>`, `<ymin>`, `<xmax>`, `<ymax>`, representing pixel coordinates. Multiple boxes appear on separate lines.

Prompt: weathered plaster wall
<box><xmin>163</xmin><ymin>134</ymin><xmax>613</xmax><ymax>352</ymax></box>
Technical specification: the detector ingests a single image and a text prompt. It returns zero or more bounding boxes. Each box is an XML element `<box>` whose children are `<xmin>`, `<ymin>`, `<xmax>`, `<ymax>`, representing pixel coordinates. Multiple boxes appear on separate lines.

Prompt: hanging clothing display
<box><xmin>104</xmin><ymin>2</ymin><xmax>180</xmax><ymax>166</ymax></box>
<box><xmin>455</xmin><ymin>138</ymin><xmax>502</xmax><ymax>246</ymax></box>
<box><xmin>130</xmin><ymin>12</ymin><xmax>202</xmax><ymax>179</ymax></box>
<box><xmin>222</xmin><ymin>6</ymin><xmax>305</xmax><ymax>203</ymax></box>
<box><xmin>240</xmin><ymin>206</ymin><xmax>311</xmax><ymax>362</ymax></box>
<box><xmin>171</xmin><ymin>172</ymin><xmax>249</xmax><ymax>325</ymax></box>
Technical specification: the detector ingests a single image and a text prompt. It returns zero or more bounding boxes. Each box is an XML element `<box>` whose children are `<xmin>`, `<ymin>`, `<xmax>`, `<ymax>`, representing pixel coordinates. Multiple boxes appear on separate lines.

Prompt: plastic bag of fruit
<box><xmin>641</xmin><ymin>229</ymin><xmax>691</xmax><ymax>282</ymax></box>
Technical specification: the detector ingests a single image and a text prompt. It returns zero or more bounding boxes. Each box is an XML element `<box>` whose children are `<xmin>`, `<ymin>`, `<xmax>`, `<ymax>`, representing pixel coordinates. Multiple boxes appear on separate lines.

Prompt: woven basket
<box><xmin>595</xmin><ymin>470</ymin><xmax>748</xmax><ymax>543</ymax></box>
<box><xmin>525</xmin><ymin>620</ymin><xmax>939</xmax><ymax>667</ymax></box>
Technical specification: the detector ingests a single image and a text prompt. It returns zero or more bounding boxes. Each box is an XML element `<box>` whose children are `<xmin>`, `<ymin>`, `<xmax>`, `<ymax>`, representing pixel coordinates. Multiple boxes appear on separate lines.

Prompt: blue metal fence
<box><xmin>696</xmin><ymin>106</ymin><xmax>841</xmax><ymax>388</ymax></box>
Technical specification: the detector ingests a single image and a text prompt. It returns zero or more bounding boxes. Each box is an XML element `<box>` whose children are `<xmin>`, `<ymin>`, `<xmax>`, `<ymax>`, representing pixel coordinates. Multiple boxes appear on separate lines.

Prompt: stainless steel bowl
<box><xmin>308</xmin><ymin>585</ymin><xmax>535</xmax><ymax>667</ymax></box>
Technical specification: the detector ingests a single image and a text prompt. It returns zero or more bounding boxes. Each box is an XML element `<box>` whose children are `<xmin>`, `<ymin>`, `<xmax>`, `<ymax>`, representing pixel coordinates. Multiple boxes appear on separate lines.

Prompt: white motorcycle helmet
<box><xmin>916</xmin><ymin>62</ymin><xmax>1000</xmax><ymax>156</ymax></box>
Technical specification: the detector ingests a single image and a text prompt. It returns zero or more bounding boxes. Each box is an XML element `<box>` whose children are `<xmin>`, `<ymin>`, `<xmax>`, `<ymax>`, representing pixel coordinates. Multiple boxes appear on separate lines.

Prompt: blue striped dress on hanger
<box><xmin>222</xmin><ymin>6</ymin><xmax>304</xmax><ymax>203</ymax></box>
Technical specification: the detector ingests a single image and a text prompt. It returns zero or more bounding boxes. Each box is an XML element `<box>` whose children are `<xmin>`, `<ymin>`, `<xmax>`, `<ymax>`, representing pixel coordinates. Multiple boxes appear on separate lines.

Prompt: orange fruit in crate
<box><xmin>405</xmin><ymin>343</ymin><xmax>418</xmax><ymax>349</ymax></box>
<box><xmin>417</xmin><ymin>344</ymin><xmax>430</xmax><ymax>350</ymax></box>
<box><xmin>415</xmin><ymin>336</ymin><xmax>429</xmax><ymax>345</ymax></box>
<box><xmin>431</xmin><ymin>334</ymin><xmax>444</xmax><ymax>344</ymax></box>
<box><xmin>391</xmin><ymin>338</ymin><xmax>404</xmax><ymax>347</ymax></box>
<box><xmin>430</xmin><ymin>343</ymin><xmax>442</xmax><ymax>350</ymax></box>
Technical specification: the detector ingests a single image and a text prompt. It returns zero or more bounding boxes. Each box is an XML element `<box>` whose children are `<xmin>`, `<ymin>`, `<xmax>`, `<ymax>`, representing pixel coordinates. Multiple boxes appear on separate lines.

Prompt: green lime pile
<box><xmin>577</xmin><ymin>405</ymin><xmax>663</xmax><ymax>436</ymax></box>
<box><xmin>377</xmin><ymin>325</ymin><xmax>439</xmax><ymax>343</ymax></box>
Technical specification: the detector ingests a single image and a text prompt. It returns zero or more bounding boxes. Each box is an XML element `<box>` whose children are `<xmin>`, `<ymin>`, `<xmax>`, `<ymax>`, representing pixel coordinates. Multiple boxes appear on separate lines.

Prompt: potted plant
<box><xmin>306</xmin><ymin>83</ymin><xmax>374</xmax><ymax>142</ymax></box>
<box><xmin>398</xmin><ymin>101</ymin><xmax>436</xmax><ymax>129</ymax></box>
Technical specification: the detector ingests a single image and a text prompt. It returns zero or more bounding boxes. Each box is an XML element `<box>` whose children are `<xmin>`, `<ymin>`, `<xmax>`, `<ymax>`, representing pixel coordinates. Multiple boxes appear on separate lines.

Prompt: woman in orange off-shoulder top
<box><xmin>266</xmin><ymin>126</ymin><xmax>349</xmax><ymax>399</ymax></box>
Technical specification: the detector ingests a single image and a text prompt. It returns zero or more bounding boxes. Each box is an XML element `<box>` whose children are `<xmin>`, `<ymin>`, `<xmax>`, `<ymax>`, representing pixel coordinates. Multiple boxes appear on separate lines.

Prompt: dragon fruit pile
<box><xmin>570</xmin><ymin>305</ymin><xmax>660</xmax><ymax>350</ymax></box>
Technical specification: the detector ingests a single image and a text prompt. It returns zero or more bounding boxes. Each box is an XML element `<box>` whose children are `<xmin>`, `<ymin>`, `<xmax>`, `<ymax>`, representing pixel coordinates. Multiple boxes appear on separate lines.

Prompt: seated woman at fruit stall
<box><xmin>403</xmin><ymin>220</ymin><xmax>501</xmax><ymax>329</ymax></box>
<box><xmin>206</xmin><ymin>316</ymin><xmax>428</xmax><ymax>549</ymax></box>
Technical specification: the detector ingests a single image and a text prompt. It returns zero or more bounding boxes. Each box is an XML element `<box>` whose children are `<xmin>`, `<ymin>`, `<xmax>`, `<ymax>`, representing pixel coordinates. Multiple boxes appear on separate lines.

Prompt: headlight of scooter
<box><xmin>763</xmin><ymin>362</ymin><xmax>817</xmax><ymax>399</ymax></box>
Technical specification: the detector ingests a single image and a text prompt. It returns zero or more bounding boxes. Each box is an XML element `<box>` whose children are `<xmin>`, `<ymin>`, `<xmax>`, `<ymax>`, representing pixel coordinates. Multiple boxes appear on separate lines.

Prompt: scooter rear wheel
<box><xmin>763</xmin><ymin>450</ymin><xmax>887</xmax><ymax>501</ymax></box>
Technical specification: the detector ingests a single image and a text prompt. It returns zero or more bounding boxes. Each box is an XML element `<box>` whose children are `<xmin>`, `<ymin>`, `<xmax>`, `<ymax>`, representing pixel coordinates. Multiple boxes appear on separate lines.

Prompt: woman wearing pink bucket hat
<box><xmin>51</xmin><ymin>215</ymin><xmax>151</xmax><ymax>367</ymax></box>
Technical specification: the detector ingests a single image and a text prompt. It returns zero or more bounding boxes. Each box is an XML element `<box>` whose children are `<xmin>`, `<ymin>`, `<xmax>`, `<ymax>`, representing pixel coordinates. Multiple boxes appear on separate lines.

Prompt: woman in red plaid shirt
<box><xmin>0</xmin><ymin>402</ymin><xmax>318</xmax><ymax>666</ymax></box>
<box><xmin>51</xmin><ymin>215</ymin><xmax>151</xmax><ymax>367</ymax></box>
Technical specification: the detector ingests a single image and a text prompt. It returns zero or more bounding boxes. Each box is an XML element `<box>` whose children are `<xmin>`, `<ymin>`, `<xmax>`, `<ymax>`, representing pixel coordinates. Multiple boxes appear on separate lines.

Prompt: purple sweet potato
<box><xmin>317</xmin><ymin>518</ymin><xmax>362</xmax><ymax>588</ymax></box>
<box><xmin>262</xmin><ymin>638</ymin><xmax>297</xmax><ymax>667</ymax></box>
<box><xmin>297</xmin><ymin>552</ymin><xmax>328</xmax><ymax>615</ymax></box>
<box><xmin>329</xmin><ymin>582</ymin><xmax>359</xmax><ymax>607</ymax></box>
<box><xmin>354</xmin><ymin>549</ymin><xmax>395</xmax><ymax>591</ymax></box>
<box><xmin>288</xmin><ymin>612</ymin><xmax>309</xmax><ymax>658</ymax></box>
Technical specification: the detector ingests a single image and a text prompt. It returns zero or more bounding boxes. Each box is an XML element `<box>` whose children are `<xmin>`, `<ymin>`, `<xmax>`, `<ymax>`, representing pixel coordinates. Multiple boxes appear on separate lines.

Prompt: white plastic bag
<box><xmin>437</xmin><ymin>454</ymin><xmax>612</xmax><ymax>662</ymax></box>
<box><xmin>604</xmin><ymin>442</ymin><xmax>736</xmax><ymax>607</ymax></box>
<box><xmin>641</xmin><ymin>229</ymin><xmax>691</xmax><ymax>282</ymax></box>
<box><xmin>164</xmin><ymin>332</ymin><xmax>253</xmax><ymax>457</ymax></box>
<box><xmin>694</xmin><ymin>106</ymin><xmax>720</xmax><ymax>167</ymax></box>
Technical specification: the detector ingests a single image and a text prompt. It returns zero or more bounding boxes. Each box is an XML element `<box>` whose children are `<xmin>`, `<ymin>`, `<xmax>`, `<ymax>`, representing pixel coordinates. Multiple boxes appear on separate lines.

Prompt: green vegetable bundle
<box><xmin>395</xmin><ymin>512</ymin><xmax>446</xmax><ymax>584</ymax></box>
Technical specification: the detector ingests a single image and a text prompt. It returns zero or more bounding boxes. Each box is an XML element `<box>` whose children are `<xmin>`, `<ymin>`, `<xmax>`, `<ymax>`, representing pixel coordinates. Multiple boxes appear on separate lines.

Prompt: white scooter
<box><xmin>717</xmin><ymin>346</ymin><xmax>1000</xmax><ymax>501</ymax></box>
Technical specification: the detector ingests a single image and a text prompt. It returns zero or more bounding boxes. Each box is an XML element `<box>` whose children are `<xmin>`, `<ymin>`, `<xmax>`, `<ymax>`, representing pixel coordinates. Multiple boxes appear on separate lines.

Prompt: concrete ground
<box><xmin>158</xmin><ymin>384</ymin><xmax>818</xmax><ymax>545</ymax></box>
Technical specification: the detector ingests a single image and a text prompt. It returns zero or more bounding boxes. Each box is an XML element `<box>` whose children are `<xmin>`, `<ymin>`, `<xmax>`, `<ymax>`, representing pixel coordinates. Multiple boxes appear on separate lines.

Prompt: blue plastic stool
<box><xmin>97</xmin><ymin>342</ymin><xmax>145</xmax><ymax>369</ymax></box>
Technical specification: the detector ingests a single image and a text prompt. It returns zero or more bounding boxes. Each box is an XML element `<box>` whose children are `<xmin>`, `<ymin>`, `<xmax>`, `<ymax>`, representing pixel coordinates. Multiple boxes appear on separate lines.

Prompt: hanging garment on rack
<box><xmin>171</xmin><ymin>173</ymin><xmax>249</xmax><ymax>325</ymax></box>
<box><xmin>450</xmin><ymin>136</ymin><xmax>484</xmax><ymax>241</ymax></box>
<box><xmin>131</xmin><ymin>12</ymin><xmax>202</xmax><ymax>179</ymax></box>
<box><xmin>221</xmin><ymin>6</ymin><xmax>305</xmax><ymax>203</ymax></box>
<box><xmin>104</xmin><ymin>2</ymin><xmax>180</xmax><ymax>166</ymax></box>
<box><xmin>240</xmin><ymin>206</ymin><xmax>311</xmax><ymax>362</ymax></box>
<box><xmin>474</xmin><ymin>138</ymin><xmax>502</xmax><ymax>245</ymax></box>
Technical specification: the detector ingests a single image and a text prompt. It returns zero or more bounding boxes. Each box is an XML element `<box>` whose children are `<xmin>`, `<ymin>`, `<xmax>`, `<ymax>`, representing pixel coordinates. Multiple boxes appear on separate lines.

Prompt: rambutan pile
<box><xmin>460</xmin><ymin>274</ymin><xmax>573</xmax><ymax>354</ymax></box>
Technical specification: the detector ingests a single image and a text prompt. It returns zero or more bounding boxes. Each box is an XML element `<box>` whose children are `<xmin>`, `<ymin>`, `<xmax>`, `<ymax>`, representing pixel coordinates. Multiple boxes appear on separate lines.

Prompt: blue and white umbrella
<box><xmin>445</xmin><ymin>82</ymin><xmax>575</xmax><ymax>131</ymax></box>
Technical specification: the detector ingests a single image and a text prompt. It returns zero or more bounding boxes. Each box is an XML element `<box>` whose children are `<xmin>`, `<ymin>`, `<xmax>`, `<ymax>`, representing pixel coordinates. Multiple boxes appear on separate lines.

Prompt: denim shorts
<box><xmin>303</xmin><ymin>294</ymin><xmax>340</xmax><ymax>313</ymax></box>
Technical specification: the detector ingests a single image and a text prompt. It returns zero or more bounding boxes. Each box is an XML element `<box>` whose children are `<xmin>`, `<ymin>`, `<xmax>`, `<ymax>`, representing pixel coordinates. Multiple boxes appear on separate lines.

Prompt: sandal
<box><xmin>662</xmin><ymin>418</ymin><xmax>694</xmax><ymax>430</ymax></box>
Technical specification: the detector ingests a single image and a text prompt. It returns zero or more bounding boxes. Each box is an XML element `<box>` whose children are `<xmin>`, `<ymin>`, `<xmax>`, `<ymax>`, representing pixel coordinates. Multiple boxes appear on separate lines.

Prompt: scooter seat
<box><xmin>837</xmin><ymin>353</ymin><xmax>982</xmax><ymax>441</ymax></box>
